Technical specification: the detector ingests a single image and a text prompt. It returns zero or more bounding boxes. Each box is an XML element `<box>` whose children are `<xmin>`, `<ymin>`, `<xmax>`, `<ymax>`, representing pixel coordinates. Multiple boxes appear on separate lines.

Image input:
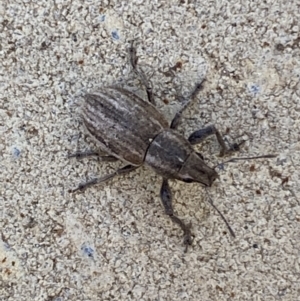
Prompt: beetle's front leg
<box><xmin>128</xmin><ymin>44</ymin><xmax>155</xmax><ymax>105</ymax></box>
<box><xmin>160</xmin><ymin>178</ymin><xmax>193</xmax><ymax>252</ymax></box>
<box><xmin>188</xmin><ymin>125</ymin><xmax>244</xmax><ymax>157</ymax></box>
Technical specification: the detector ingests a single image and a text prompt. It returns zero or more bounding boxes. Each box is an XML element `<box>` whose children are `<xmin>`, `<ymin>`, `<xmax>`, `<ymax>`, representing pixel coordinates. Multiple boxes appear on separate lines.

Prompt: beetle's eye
<box><xmin>196</xmin><ymin>152</ymin><xmax>204</xmax><ymax>160</ymax></box>
<box><xmin>182</xmin><ymin>178</ymin><xmax>194</xmax><ymax>183</ymax></box>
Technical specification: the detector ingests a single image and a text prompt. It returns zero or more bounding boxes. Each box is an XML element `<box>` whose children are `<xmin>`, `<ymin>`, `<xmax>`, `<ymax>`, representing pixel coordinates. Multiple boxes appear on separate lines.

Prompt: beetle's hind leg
<box><xmin>188</xmin><ymin>125</ymin><xmax>245</xmax><ymax>157</ymax></box>
<box><xmin>128</xmin><ymin>44</ymin><xmax>155</xmax><ymax>105</ymax></box>
<box><xmin>69</xmin><ymin>164</ymin><xmax>138</xmax><ymax>192</ymax></box>
<box><xmin>160</xmin><ymin>178</ymin><xmax>193</xmax><ymax>252</ymax></box>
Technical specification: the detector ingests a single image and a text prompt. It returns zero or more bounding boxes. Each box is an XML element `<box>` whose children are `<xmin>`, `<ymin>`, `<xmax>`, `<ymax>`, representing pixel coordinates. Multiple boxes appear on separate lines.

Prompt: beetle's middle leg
<box><xmin>188</xmin><ymin>125</ymin><xmax>244</xmax><ymax>157</ymax></box>
<box><xmin>170</xmin><ymin>80</ymin><xmax>206</xmax><ymax>129</ymax></box>
<box><xmin>128</xmin><ymin>44</ymin><xmax>155</xmax><ymax>105</ymax></box>
<box><xmin>68</xmin><ymin>151</ymin><xmax>118</xmax><ymax>162</ymax></box>
<box><xmin>70</xmin><ymin>164</ymin><xmax>138</xmax><ymax>192</ymax></box>
<box><xmin>160</xmin><ymin>178</ymin><xmax>193</xmax><ymax>252</ymax></box>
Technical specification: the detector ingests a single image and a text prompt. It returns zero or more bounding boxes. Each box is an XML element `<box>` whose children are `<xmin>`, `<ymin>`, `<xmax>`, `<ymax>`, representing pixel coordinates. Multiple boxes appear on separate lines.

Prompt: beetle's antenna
<box><xmin>205</xmin><ymin>188</ymin><xmax>236</xmax><ymax>238</ymax></box>
<box><xmin>214</xmin><ymin>154</ymin><xmax>277</xmax><ymax>169</ymax></box>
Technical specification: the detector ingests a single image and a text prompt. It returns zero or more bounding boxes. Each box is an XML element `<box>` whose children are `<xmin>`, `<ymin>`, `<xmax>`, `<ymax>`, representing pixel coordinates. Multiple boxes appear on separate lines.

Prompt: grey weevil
<box><xmin>69</xmin><ymin>45</ymin><xmax>275</xmax><ymax>251</ymax></box>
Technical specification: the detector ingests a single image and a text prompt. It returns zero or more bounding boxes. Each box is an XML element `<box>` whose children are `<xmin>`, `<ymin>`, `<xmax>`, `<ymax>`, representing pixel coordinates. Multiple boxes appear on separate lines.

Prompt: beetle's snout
<box><xmin>179</xmin><ymin>152</ymin><xmax>218</xmax><ymax>186</ymax></box>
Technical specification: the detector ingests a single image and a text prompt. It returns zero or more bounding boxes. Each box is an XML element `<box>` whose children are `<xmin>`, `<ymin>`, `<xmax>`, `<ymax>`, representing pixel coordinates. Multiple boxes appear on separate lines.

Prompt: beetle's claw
<box><xmin>68</xmin><ymin>185</ymin><xmax>83</xmax><ymax>193</ymax></box>
<box><xmin>183</xmin><ymin>222</ymin><xmax>193</xmax><ymax>252</ymax></box>
<box><xmin>222</xmin><ymin>139</ymin><xmax>246</xmax><ymax>156</ymax></box>
<box><xmin>69</xmin><ymin>181</ymin><xmax>92</xmax><ymax>193</ymax></box>
<box><xmin>230</xmin><ymin>140</ymin><xmax>246</xmax><ymax>151</ymax></box>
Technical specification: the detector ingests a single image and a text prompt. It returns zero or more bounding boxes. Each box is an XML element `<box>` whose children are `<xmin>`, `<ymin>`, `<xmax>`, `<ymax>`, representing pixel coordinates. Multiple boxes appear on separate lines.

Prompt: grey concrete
<box><xmin>1</xmin><ymin>0</ymin><xmax>299</xmax><ymax>300</ymax></box>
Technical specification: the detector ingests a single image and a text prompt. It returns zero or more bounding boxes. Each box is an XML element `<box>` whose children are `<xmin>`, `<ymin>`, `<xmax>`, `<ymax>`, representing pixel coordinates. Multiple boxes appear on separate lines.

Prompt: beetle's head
<box><xmin>178</xmin><ymin>152</ymin><xmax>218</xmax><ymax>186</ymax></box>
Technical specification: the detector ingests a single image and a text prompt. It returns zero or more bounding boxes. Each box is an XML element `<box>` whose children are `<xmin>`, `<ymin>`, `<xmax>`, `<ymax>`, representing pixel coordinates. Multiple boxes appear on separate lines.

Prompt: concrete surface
<box><xmin>1</xmin><ymin>0</ymin><xmax>299</xmax><ymax>300</ymax></box>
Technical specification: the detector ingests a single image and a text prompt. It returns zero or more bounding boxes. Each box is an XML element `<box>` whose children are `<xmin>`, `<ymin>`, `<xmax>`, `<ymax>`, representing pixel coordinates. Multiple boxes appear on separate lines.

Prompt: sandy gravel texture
<box><xmin>1</xmin><ymin>0</ymin><xmax>299</xmax><ymax>300</ymax></box>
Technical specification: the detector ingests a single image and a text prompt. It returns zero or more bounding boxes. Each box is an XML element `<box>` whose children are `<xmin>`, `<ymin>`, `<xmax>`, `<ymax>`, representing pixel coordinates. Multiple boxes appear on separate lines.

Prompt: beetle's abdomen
<box><xmin>82</xmin><ymin>87</ymin><xmax>169</xmax><ymax>165</ymax></box>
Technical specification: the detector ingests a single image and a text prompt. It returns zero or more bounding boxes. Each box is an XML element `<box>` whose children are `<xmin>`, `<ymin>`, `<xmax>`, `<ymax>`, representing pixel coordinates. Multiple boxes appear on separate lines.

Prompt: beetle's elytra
<box><xmin>82</xmin><ymin>88</ymin><xmax>218</xmax><ymax>185</ymax></box>
<box><xmin>70</xmin><ymin>45</ymin><xmax>275</xmax><ymax>251</ymax></box>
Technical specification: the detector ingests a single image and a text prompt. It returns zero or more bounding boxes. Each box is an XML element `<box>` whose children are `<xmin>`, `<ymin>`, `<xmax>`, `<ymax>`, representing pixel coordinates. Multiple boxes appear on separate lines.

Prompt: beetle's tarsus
<box><xmin>188</xmin><ymin>125</ymin><xmax>243</xmax><ymax>157</ymax></box>
<box><xmin>160</xmin><ymin>178</ymin><xmax>193</xmax><ymax>251</ymax></box>
<box><xmin>69</xmin><ymin>178</ymin><xmax>98</xmax><ymax>193</ymax></box>
<box><xmin>227</xmin><ymin>139</ymin><xmax>246</xmax><ymax>153</ymax></box>
<box><xmin>170</xmin><ymin>216</ymin><xmax>193</xmax><ymax>252</ymax></box>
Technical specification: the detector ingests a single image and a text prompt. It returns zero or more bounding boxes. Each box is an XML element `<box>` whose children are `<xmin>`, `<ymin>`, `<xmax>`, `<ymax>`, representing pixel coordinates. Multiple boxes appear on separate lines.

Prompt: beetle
<box><xmin>69</xmin><ymin>45</ymin><xmax>274</xmax><ymax>251</ymax></box>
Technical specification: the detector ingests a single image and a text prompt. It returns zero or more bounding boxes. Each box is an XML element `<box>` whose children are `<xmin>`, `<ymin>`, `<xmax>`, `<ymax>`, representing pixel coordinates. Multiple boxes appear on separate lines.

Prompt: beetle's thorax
<box><xmin>145</xmin><ymin>129</ymin><xmax>218</xmax><ymax>186</ymax></box>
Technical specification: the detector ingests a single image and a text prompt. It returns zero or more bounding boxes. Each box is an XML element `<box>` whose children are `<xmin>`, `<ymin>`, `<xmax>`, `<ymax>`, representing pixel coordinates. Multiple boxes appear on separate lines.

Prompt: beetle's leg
<box><xmin>170</xmin><ymin>80</ymin><xmax>205</xmax><ymax>129</ymax></box>
<box><xmin>160</xmin><ymin>178</ymin><xmax>193</xmax><ymax>252</ymax></box>
<box><xmin>68</xmin><ymin>151</ymin><xmax>118</xmax><ymax>162</ymax></box>
<box><xmin>188</xmin><ymin>125</ymin><xmax>244</xmax><ymax>157</ymax></box>
<box><xmin>70</xmin><ymin>165</ymin><xmax>138</xmax><ymax>192</ymax></box>
<box><xmin>128</xmin><ymin>44</ymin><xmax>155</xmax><ymax>105</ymax></box>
